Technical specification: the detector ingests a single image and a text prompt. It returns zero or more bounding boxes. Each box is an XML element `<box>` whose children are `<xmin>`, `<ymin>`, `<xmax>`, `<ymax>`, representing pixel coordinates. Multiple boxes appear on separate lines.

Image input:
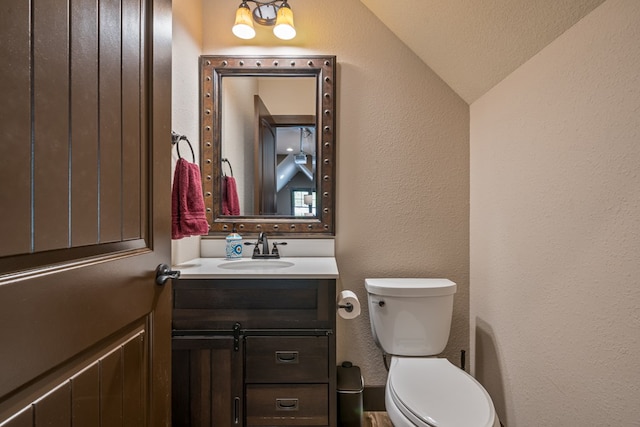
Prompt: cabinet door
<box><xmin>173</xmin><ymin>336</ymin><xmax>243</xmax><ymax>427</ymax></box>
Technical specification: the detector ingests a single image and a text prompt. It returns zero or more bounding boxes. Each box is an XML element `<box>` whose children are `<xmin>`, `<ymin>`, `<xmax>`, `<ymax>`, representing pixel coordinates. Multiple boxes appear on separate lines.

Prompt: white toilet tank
<box><xmin>365</xmin><ymin>278</ymin><xmax>456</xmax><ymax>356</ymax></box>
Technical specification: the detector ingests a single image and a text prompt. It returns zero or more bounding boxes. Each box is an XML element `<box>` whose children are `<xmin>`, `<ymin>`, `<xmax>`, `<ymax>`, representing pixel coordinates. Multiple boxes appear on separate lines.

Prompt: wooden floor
<box><xmin>364</xmin><ymin>411</ymin><xmax>393</xmax><ymax>427</ymax></box>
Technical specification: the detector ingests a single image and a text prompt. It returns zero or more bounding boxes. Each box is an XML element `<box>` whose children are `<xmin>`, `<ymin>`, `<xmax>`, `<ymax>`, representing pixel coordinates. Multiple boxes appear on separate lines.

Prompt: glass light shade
<box><xmin>303</xmin><ymin>194</ymin><xmax>313</xmax><ymax>205</ymax></box>
<box><xmin>232</xmin><ymin>5</ymin><xmax>256</xmax><ymax>39</ymax></box>
<box><xmin>273</xmin><ymin>5</ymin><xmax>296</xmax><ymax>40</ymax></box>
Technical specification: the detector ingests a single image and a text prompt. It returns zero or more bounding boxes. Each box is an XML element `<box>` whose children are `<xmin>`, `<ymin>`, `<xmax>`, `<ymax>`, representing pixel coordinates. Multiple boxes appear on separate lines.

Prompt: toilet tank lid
<box><xmin>365</xmin><ymin>278</ymin><xmax>456</xmax><ymax>297</ymax></box>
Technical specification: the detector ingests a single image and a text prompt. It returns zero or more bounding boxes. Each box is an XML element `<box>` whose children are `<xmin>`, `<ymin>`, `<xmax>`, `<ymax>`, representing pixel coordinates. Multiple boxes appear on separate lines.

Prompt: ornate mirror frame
<box><xmin>200</xmin><ymin>55</ymin><xmax>336</xmax><ymax>235</ymax></box>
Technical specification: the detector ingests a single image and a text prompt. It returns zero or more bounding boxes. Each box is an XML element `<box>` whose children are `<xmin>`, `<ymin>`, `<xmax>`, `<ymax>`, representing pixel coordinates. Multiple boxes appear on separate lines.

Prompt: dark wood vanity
<box><xmin>181</xmin><ymin>51</ymin><xmax>340</xmax><ymax>425</ymax></box>
<box><xmin>172</xmin><ymin>278</ymin><xmax>337</xmax><ymax>426</ymax></box>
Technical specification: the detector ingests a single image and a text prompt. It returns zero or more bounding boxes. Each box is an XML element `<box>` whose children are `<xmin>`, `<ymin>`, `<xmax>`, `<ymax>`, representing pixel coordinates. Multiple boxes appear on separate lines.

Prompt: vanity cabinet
<box><xmin>172</xmin><ymin>278</ymin><xmax>337</xmax><ymax>427</ymax></box>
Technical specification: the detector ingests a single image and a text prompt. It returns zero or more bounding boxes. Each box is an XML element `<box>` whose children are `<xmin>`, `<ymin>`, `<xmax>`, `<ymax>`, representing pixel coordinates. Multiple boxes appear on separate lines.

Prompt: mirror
<box><xmin>201</xmin><ymin>55</ymin><xmax>336</xmax><ymax>235</ymax></box>
<box><xmin>222</xmin><ymin>76</ymin><xmax>316</xmax><ymax>217</ymax></box>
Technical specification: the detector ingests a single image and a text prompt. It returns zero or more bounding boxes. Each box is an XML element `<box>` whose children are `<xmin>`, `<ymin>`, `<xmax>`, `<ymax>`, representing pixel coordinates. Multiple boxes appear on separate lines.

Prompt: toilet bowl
<box><xmin>385</xmin><ymin>357</ymin><xmax>498</xmax><ymax>427</ymax></box>
<box><xmin>365</xmin><ymin>278</ymin><xmax>499</xmax><ymax>427</ymax></box>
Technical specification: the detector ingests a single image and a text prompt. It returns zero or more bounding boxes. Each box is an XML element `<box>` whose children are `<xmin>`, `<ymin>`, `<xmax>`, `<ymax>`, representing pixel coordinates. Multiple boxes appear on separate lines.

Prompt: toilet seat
<box><xmin>387</xmin><ymin>357</ymin><xmax>495</xmax><ymax>427</ymax></box>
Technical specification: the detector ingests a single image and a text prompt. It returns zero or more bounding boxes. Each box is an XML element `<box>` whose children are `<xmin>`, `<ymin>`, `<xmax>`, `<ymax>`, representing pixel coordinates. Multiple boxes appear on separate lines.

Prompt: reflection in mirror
<box><xmin>221</xmin><ymin>77</ymin><xmax>316</xmax><ymax>216</ymax></box>
<box><xmin>201</xmin><ymin>55</ymin><xmax>336</xmax><ymax>235</ymax></box>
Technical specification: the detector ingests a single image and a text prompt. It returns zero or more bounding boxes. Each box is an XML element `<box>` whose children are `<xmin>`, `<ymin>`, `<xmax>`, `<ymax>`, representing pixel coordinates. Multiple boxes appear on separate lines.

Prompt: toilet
<box><xmin>365</xmin><ymin>278</ymin><xmax>499</xmax><ymax>427</ymax></box>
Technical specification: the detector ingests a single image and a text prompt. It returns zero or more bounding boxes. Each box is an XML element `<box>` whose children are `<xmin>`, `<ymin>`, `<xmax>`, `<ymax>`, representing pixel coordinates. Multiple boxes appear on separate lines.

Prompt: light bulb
<box><xmin>273</xmin><ymin>3</ymin><xmax>296</xmax><ymax>40</ymax></box>
<box><xmin>232</xmin><ymin>3</ymin><xmax>256</xmax><ymax>39</ymax></box>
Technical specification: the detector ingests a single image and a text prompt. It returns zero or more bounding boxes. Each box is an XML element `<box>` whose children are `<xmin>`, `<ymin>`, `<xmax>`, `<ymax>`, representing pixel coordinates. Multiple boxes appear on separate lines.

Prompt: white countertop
<box><xmin>173</xmin><ymin>257</ymin><xmax>339</xmax><ymax>279</ymax></box>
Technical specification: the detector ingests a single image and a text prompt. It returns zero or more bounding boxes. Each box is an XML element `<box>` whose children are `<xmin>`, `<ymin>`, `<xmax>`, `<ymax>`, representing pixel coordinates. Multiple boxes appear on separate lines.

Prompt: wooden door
<box><xmin>0</xmin><ymin>0</ymin><xmax>172</xmax><ymax>425</ymax></box>
<box><xmin>254</xmin><ymin>96</ymin><xmax>277</xmax><ymax>215</ymax></box>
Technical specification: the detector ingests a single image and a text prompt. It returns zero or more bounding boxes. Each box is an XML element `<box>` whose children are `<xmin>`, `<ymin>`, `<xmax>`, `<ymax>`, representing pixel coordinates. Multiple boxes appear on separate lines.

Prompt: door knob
<box><xmin>155</xmin><ymin>264</ymin><xmax>180</xmax><ymax>285</ymax></box>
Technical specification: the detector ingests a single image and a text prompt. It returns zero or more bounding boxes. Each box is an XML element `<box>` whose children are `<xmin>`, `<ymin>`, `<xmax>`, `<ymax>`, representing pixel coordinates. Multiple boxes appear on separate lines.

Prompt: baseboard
<box><xmin>363</xmin><ymin>385</ymin><xmax>386</xmax><ymax>411</ymax></box>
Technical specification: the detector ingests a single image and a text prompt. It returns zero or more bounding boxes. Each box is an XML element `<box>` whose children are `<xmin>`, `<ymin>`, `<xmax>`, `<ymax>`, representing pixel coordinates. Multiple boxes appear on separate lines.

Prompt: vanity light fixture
<box><xmin>232</xmin><ymin>0</ymin><xmax>296</xmax><ymax>40</ymax></box>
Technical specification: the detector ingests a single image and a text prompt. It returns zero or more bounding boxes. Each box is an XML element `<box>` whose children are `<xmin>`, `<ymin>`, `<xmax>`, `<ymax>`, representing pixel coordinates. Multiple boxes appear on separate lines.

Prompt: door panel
<box><xmin>0</xmin><ymin>0</ymin><xmax>31</xmax><ymax>258</ymax></box>
<box><xmin>1</xmin><ymin>0</ymin><xmax>149</xmax><ymax>257</ymax></box>
<box><xmin>0</xmin><ymin>0</ymin><xmax>172</xmax><ymax>425</ymax></box>
<box><xmin>70</xmin><ymin>0</ymin><xmax>101</xmax><ymax>247</ymax></box>
<box><xmin>71</xmin><ymin>363</ymin><xmax>100</xmax><ymax>426</ymax></box>
<box><xmin>0</xmin><ymin>331</ymin><xmax>146</xmax><ymax>426</ymax></box>
<box><xmin>32</xmin><ymin>0</ymin><xmax>70</xmax><ymax>252</ymax></box>
<box><xmin>2</xmin><ymin>409</ymin><xmax>31</xmax><ymax>427</ymax></box>
<box><xmin>172</xmin><ymin>337</ymin><xmax>243</xmax><ymax>427</ymax></box>
<box><xmin>122</xmin><ymin>0</ymin><xmax>143</xmax><ymax>240</ymax></box>
<box><xmin>99</xmin><ymin>0</ymin><xmax>125</xmax><ymax>244</ymax></box>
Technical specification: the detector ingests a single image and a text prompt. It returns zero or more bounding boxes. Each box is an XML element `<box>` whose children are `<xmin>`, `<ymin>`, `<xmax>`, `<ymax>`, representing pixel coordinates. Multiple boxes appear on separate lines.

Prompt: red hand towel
<box><xmin>172</xmin><ymin>158</ymin><xmax>210</xmax><ymax>239</ymax></box>
<box><xmin>222</xmin><ymin>175</ymin><xmax>240</xmax><ymax>216</ymax></box>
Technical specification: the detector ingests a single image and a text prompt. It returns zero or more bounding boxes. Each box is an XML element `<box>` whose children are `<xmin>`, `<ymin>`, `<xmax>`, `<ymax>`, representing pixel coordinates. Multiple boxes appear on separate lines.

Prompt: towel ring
<box><xmin>171</xmin><ymin>131</ymin><xmax>196</xmax><ymax>163</ymax></box>
<box><xmin>221</xmin><ymin>158</ymin><xmax>234</xmax><ymax>177</ymax></box>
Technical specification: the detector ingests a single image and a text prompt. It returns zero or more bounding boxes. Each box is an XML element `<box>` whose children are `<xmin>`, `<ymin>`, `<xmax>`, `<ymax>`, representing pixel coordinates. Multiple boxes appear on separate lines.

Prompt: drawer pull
<box><xmin>276</xmin><ymin>398</ymin><xmax>299</xmax><ymax>411</ymax></box>
<box><xmin>275</xmin><ymin>351</ymin><xmax>299</xmax><ymax>364</ymax></box>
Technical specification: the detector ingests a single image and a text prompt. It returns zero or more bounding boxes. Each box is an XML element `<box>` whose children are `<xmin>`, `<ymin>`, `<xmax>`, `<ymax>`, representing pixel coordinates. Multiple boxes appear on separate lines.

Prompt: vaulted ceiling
<box><xmin>360</xmin><ymin>0</ymin><xmax>606</xmax><ymax>103</ymax></box>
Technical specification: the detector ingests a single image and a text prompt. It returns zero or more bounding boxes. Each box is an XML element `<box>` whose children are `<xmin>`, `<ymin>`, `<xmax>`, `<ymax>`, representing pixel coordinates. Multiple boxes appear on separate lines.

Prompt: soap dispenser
<box><xmin>225</xmin><ymin>227</ymin><xmax>243</xmax><ymax>260</ymax></box>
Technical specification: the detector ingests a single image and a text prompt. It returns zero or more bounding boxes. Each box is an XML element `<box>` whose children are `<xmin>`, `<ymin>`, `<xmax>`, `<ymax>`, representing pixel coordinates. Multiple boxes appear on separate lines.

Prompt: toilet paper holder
<box><xmin>336</xmin><ymin>290</ymin><xmax>361</xmax><ymax>319</ymax></box>
<box><xmin>337</xmin><ymin>302</ymin><xmax>354</xmax><ymax>313</ymax></box>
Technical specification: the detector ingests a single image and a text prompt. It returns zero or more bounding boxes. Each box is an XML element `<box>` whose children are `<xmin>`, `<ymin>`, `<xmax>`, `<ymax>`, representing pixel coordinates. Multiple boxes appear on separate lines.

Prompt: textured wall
<box><xmin>221</xmin><ymin>77</ymin><xmax>256</xmax><ymax>214</ymax></box>
<box><xmin>171</xmin><ymin>0</ymin><xmax>203</xmax><ymax>265</ymax></box>
<box><xmin>470</xmin><ymin>0</ymin><xmax>640</xmax><ymax>424</ymax></box>
<box><xmin>200</xmin><ymin>0</ymin><xmax>469</xmax><ymax>385</ymax></box>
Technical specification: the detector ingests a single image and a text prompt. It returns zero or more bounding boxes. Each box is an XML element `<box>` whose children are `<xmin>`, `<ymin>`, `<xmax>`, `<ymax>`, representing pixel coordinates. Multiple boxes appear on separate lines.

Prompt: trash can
<box><xmin>337</xmin><ymin>361</ymin><xmax>364</xmax><ymax>427</ymax></box>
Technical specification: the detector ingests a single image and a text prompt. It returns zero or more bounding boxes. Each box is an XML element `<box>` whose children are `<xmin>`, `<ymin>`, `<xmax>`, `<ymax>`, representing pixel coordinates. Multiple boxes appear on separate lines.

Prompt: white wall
<box><xmin>258</xmin><ymin>77</ymin><xmax>316</xmax><ymax>115</ymax></box>
<box><xmin>201</xmin><ymin>0</ymin><xmax>469</xmax><ymax>385</ymax></box>
<box><xmin>221</xmin><ymin>77</ymin><xmax>256</xmax><ymax>215</ymax></box>
<box><xmin>470</xmin><ymin>0</ymin><xmax>640</xmax><ymax>424</ymax></box>
<box><xmin>171</xmin><ymin>0</ymin><xmax>203</xmax><ymax>264</ymax></box>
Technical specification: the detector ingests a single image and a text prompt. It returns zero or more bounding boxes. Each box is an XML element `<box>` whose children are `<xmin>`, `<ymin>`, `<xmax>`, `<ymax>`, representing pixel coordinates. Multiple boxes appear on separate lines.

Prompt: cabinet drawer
<box><xmin>245</xmin><ymin>336</ymin><xmax>328</xmax><ymax>383</ymax></box>
<box><xmin>246</xmin><ymin>384</ymin><xmax>328</xmax><ymax>426</ymax></box>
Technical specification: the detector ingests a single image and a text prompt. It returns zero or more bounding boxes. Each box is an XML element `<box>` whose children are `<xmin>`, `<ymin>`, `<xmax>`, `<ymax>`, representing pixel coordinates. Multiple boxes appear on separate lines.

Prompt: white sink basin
<box><xmin>217</xmin><ymin>260</ymin><xmax>295</xmax><ymax>270</ymax></box>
